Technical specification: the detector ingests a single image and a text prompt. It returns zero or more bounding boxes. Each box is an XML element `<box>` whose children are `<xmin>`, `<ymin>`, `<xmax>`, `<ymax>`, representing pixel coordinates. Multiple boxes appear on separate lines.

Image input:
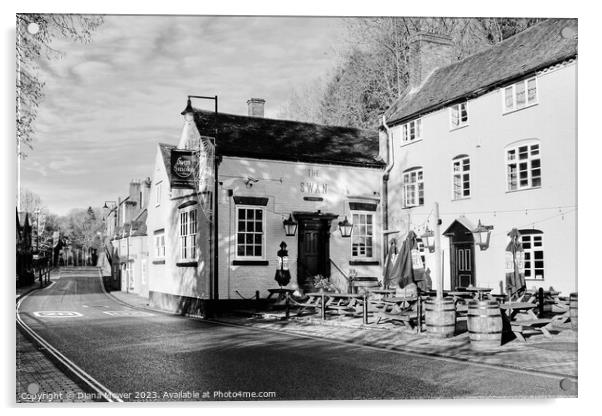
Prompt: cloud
<box><xmin>21</xmin><ymin>15</ymin><xmax>345</xmax><ymax>215</ymax></box>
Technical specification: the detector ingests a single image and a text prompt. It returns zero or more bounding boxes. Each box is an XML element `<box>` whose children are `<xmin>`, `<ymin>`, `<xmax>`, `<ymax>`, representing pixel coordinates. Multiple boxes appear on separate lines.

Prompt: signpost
<box><xmin>170</xmin><ymin>149</ymin><xmax>197</xmax><ymax>189</ymax></box>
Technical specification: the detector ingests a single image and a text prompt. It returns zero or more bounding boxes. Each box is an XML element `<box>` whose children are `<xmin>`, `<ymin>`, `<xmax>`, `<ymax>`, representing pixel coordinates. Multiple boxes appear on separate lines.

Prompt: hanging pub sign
<box><xmin>170</xmin><ymin>149</ymin><xmax>196</xmax><ymax>189</ymax></box>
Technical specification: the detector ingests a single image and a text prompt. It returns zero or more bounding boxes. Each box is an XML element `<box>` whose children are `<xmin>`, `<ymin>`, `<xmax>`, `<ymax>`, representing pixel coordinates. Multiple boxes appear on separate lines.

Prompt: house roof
<box><xmin>385</xmin><ymin>18</ymin><xmax>578</xmax><ymax>125</ymax></box>
<box><xmin>191</xmin><ymin>111</ymin><xmax>384</xmax><ymax>168</ymax></box>
<box><xmin>158</xmin><ymin>142</ymin><xmax>176</xmax><ymax>185</ymax></box>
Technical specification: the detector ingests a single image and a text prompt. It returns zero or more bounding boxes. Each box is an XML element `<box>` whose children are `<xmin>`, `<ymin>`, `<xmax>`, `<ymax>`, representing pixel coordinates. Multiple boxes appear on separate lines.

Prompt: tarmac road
<box><xmin>17</xmin><ymin>267</ymin><xmax>571</xmax><ymax>401</ymax></box>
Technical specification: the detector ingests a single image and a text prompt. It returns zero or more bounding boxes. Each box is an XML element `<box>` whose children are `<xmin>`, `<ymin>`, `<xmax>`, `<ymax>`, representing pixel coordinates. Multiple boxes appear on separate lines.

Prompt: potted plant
<box><xmin>313</xmin><ymin>275</ymin><xmax>337</xmax><ymax>293</ymax></box>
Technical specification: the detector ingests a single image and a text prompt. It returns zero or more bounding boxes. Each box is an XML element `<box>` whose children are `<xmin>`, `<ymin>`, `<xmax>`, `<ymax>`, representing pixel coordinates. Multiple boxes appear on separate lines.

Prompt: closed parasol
<box><xmin>390</xmin><ymin>231</ymin><xmax>432</xmax><ymax>291</ymax></box>
<box><xmin>505</xmin><ymin>228</ymin><xmax>526</xmax><ymax>299</ymax></box>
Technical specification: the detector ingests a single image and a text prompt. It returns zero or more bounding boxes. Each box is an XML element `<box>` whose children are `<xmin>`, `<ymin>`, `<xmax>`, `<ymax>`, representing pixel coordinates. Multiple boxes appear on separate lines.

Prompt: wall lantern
<box><xmin>472</xmin><ymin>220</ymin><xmax>494</xmax><ymax>251</ymax></box>
<box><xmin>338</xmin><ymin>216</ymin><xmax>353</xmax><ymax>238</ymax></box>
<box><xmin>421</xmin><ymin>227</ymin><xmax>435</xmax><ymax>253</ymax></box>
<box><xmin>283</xmin><ymin>214</ymin><xmax>298</xmax><ymax>236</ymax></box>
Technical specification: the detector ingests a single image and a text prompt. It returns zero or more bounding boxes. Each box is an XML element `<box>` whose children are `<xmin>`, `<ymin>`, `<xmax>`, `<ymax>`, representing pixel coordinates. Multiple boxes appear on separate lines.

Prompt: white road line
<box><xmin>17</xmin><ymin>278</ymin><xmax>123</xmax><ymax>402</ymax></box>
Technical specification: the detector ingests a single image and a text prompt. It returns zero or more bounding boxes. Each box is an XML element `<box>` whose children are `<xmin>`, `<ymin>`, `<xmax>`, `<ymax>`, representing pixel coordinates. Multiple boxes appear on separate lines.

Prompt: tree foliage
<box><xmin>279</xmin><ymin>17</ymin><xmax>544</xmax><ymax>129</ymax></box>
<box><xmin>59</xmin><ymin>206</ymin><xmax>104</xmax><ymax>250</ymax></box>
<box><xmin>16</xmin><ymin>14</ymin><xmax>103</xmax><ymax>156</ymax></box>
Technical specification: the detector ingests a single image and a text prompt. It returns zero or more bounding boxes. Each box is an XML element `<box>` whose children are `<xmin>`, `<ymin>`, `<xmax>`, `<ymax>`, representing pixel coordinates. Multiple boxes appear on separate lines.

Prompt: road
<box><xmin>17</xmin><ymin>268</ymin><xmax>570</xmax><ymax>401</ymax></box>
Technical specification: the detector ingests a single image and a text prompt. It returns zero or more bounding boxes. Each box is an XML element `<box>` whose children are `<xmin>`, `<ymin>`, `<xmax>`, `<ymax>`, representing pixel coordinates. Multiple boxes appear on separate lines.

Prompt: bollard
<box><xmin>320</xmin><ymin>293</ymin><xmax>326</xmax><ymax>320</ymax></box>
<box><xmin>285</xmin><ymin>292</ymin><xmax>290</xmax><ymax>320</ymax></box>
<box><xmin>538</xmin><ymin>287</ymin><xmax>544</xmax><ymax>317</ymax></box>
<box><xmin>416</xmin><ymin>295</ymin><xmax>423</xmax><ymax>333</ymax></box>
<box><xmin>362</xmin><ymin>294</ymin><xmax>368</xmax><ymax>325</ymax></box>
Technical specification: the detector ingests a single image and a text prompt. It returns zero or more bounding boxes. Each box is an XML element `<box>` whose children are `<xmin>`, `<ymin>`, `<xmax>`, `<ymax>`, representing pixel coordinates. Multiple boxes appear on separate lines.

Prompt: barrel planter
<box><xmin>467</xmin><ymin>300</ymin><xmax>502</xmax><ymax>349</ymax></box>
<box><xmin>425</xmin><ymin>297</ymin><xmax>456</xmax><ymax>338</ymax></box>
<box><xmin>569</xmin><ymin>293</ymin><xmax>578</xmax><ymax>330</ymax></box>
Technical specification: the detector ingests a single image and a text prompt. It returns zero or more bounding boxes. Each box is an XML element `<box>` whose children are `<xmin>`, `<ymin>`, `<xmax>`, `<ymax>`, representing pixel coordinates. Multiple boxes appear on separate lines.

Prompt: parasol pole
<box><xmin>434</xmin><ymin>202</ymin><xmax>443</xmax><ymax>300</ymax></box>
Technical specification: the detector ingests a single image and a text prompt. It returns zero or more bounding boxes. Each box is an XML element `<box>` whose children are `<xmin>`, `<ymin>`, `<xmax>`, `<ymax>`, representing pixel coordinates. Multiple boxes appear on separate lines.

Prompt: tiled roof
<box><xmin>385</xmin><ymin>18</ymin><xmax>578</xmax><ymax>125</ymax></box>
<box><xmin>158</xmin><ymin>142</ymin><xmax>176</xmax><ymax>185</ymax></box>
<box><xmin>192</xmin><ymin>111</ymin><xmax>384</xmax><ymax>168</ymax></box>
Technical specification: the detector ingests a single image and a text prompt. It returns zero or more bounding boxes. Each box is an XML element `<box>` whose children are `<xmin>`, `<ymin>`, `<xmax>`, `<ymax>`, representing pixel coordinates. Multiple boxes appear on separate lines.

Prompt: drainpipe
<box><xmin>381</xmin><ymin>114</ymin><xmax>395</xmax><ymax>268</ymax></box>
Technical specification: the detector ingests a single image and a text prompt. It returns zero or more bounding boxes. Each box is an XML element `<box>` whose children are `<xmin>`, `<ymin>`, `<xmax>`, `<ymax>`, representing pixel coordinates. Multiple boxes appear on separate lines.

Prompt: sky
<box><xmin>21</xmin><ymin>15</ymin><xmax>345</xmax><ymax>215</ymax></box>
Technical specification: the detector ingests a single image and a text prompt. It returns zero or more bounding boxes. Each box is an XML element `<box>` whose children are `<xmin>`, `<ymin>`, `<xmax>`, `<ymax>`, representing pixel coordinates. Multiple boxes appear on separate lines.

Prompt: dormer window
<box><xmin>450</xmin><ymin>102</ymin><xmax>469</xmax><ymax>129</ymax></box>
<box><xmin>503</xmin><ymin>77</ymin><xmax>538</xmax><ymax>113</ymax></box>
<box><xmin>402</xmin><ymin>118</ymin><xmax>422</xmax><ymax>143</ymax></box>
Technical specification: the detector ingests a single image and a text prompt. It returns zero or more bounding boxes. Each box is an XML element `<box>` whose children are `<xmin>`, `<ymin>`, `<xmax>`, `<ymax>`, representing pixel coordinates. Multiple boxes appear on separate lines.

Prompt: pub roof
<box><xmin>385</xmin><ymin>18</ymin><xmax>578</xmax><ymax>125</ymax></box>
<box><xmin>191</xmin><ymin>110</ymin><xmax>384</xmax><ymax>168</ymax></box>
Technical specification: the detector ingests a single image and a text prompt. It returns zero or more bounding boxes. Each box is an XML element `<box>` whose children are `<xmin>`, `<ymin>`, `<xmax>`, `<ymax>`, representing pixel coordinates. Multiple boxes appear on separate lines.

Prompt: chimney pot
<box><xmin>247</xmin><ymin>98</ymin><xmax>266</xmax><ymax>118</ymax></box>
<box><xmin>408</xmin><ymin>32</ymin><xmax>454</xmax><ymax>91</ymax></box>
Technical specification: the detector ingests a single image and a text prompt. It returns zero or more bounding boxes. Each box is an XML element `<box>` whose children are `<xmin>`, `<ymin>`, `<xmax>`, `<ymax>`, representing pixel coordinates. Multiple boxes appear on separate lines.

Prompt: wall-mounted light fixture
<box><xmin>338</xmin><ymin>216</ymin><xmax>353</xmax><ymax>238</ymax></box>
<box><xmin>283</xmin><ymin>214</ymin><xmax>298</xmax><ymax>237</ymax></box>
<box><xmin>472</xmin><ymin>220</ymin><xmax>494</xmax><ymax>251</ymax></box>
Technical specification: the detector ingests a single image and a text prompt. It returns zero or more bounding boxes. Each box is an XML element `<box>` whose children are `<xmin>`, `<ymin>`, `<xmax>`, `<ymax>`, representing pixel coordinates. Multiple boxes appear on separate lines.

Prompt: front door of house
<box><xmin>452</xmin><ymin>243</ymin><xmax>475</xmax><ymax>289</ymax></box>
<box><xmin>297</xmin><ymin>218</ymin><xmax>330</xmax><ymax>291</ymax></box>
<box><xmin>444</xmin><ymin>219</ymin><xmax>477</xmax><ymax>290</ymax></box>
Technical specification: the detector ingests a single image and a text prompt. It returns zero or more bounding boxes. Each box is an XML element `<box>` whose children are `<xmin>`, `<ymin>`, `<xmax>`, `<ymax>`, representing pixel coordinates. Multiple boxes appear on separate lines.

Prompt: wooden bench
<box><xmin>511</xmin><ymin>319</ymin><xmax>555</xmax><ymax>342</ymax></box>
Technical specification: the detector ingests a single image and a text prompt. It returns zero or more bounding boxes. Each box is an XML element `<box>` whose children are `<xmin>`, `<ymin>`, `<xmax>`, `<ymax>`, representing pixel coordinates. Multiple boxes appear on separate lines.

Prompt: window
<box><xmin>155</xmin><ymin>182</ymin><xmax>162</xmax><ymax>206</ymax></box>
<box><xmin>520</xmin><ymin>230</ymin><xmax>544</xmax><ymax>280</ymax></box>
<box><xmin>452</xmin><ymin>155</ymin><xmax>471</xmax><ymax>200</ymax></box>
<box><xmin>236</xmin><ymin>206</ymin><xmax>265</xmax><ymax>259</ymax></box>
<box><xmin>351</xmin><ymin>212</ymin><xmax>374</xmax><ymax>258</ymax></box>
<box><xmin>154</xmin><ymin>231</ymin><xmax>165</xmax><ymax>258</ymax></box>
<box><xmin>179</xmin><ymin>208</ymin><xmax>197</xmax><ymax>261</ymax></box>
<box><xmin>402</xmin><ymin>118</ymin><xmax>422</xmax><ymax>143</ymax></box>
<box><xmin>402</xmin><ymin>168</ymin><xmax>424</xmax><ymax>207</ymax></box>
<box><xmin>503</xmin><ymin>77</ymin><xmax>537</xmax><ymax>113</ymax></box>
<box><xmin>450</xmin><ymin>102</ymin><xmax>469</xmax><ymax>129</ymax></box>
<box><xmin>506</xmin><ymin>141</ymin><xmax>541</xmax><ymax>191</ymax></box>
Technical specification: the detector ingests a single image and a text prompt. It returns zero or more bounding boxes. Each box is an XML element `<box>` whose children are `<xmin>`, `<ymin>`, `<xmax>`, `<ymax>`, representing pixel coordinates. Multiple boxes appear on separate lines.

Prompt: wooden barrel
<box><xmin>570</xmin><ymin>293</ymin><xmax>578</xmax><ymax>330</ymax></box>
<box><xmin>425</xmin><ymin>297</ymin><xmax>456</xmax><ymax>338</ymax></box>
<box><xmin>467</xmin><ymin>300</ymin><xmax>502</xmax><ymax>349</ymax></box>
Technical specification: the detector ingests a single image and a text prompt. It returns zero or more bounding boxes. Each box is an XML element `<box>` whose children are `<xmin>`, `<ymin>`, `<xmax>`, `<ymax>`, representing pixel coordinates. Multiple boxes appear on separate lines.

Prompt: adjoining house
<box><xmin>103</xmin><ymin>179</ymin><xmax>151</xmax><ymax>296</ymax></box>
<box><xmin>380</xmin><ymin>18</ymin><xmax>577</xmax><ymax>294</ymax></box>
<box><xmin>146</xmin><ymin>99</ymin><xmax>385</xmax><ymax>313</ymax></box>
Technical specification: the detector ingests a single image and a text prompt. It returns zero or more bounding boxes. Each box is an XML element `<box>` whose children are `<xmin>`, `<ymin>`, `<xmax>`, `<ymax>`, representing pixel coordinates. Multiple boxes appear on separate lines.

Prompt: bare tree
<box><xmin>281</xmin><ymin>17</ymin><xmax>544</xmax><ymax>129</ymax></box>
<box><xmin>16</xmin><ymin>14</ymin><xmax>103</xmax><ymax>156</ymax></box>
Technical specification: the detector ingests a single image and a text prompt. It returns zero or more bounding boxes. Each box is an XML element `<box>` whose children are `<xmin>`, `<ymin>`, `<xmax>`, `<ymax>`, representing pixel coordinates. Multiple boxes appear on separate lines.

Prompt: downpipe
<box><xmin>381</xmin><ymin>114</ymin><xmax>395</xmax><ymax>269</ymax></box>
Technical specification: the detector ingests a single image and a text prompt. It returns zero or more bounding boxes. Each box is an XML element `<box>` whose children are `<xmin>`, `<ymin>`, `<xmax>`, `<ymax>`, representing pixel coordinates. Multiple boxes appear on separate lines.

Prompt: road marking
<box><xmin>17</xmin><ymin>281</ymin><xmax>123</xmax><ymax>402</ymax></box>
<box><xmin>33</xmin><ymin>311</ymin><xmax>83</xmax><ymax>318</ymax></box>
<box><xmin>102</xmin><ymin>310</ymin><xmax>154</xmax><ymax>317</ymax></box>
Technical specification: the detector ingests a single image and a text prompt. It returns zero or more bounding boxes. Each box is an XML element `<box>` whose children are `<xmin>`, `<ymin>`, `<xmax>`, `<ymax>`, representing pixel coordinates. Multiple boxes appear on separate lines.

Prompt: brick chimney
<box><xmin>408</xmin><ymin>32</ymin><xmax>454</xmax><ymax>91</ymax></box>
<box><xmin>247</xmin><ymin>98</ymin><xmax>265</xmax><ymax>117</ymax></box>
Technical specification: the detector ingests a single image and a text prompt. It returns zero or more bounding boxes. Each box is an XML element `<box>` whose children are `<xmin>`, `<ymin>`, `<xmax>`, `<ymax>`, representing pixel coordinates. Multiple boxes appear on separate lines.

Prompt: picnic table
<box><xmin>369</xmin><ymin>288</ymin><xmax>396</xmax><ymax>298</ymax></box>
<box><xmin>267</xmin><ymin>288</ymin><xmax>295</xmax><ymax>301</ymax></box>
<box><xmin>464</xmin><ymin>286</ymin><xmax>493</xmax><ymax>300</ymax></box>
<box><xmin>374</xmin><ymin>296</ymin><xmax>422</xmax><ymax>329</ymax></box>
<box><xmin>500</xmin><ymin>301</ymin><xmax>538</xmax><ymax>320</ymax></box>
<box><xmin>304</xmin><ymin>292</ymin><xmax>369</xmax><ymax>324</ymax></box>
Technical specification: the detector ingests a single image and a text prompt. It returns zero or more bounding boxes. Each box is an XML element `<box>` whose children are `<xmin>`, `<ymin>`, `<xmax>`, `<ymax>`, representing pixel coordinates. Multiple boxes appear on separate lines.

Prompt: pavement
<box><xmin>16</xmin><ymin>268</ymin><xmax>92</xmax><ymax>403</ymax></box>
<box><xmin>16</xmin><ymin>329</ymin><xmax>92</xmax><ymax>403</ymax></box>
<box><xmin>16</xmin><ymin>267</ymin><xmax>578</xmax><ymax>401</ymax></box>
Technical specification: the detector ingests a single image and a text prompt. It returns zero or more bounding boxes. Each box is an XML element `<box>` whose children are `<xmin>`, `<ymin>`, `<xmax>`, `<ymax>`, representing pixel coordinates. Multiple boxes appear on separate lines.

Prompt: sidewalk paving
<box><xmin>110</xmin><ymin>290</ymin><xmax>578</xmax><ymax>382</ymax></box>
<box><xmin>16</xmin><ymin>329</ymin><xmax>92</xmax><ymax>403</ymax></box>
<box><xmin>16</xmin><ymin>268</ymin><xmax>61</xmax><ymax>300</ymax></box>
<box><xmin>16</xmin><ymin>269</ymin><xmax>94</xmax><ymax>403</ymax></box>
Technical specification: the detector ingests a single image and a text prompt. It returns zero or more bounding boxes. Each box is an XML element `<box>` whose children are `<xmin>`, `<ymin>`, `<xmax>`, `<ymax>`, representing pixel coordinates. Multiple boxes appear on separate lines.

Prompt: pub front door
<box><xmin>295</xmin><ymin>212</ymin><xmax>336</xmax><ymax>292</ymax></box>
